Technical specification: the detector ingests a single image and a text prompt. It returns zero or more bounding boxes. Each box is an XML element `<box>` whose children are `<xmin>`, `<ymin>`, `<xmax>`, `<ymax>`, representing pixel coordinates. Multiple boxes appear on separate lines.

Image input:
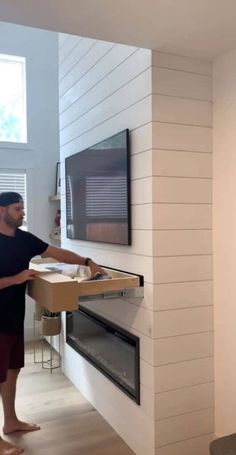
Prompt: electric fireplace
<box><xmin>66</xmin><ymin>306</ymin><xmax>140</xmax><ymax>404</ymax></box>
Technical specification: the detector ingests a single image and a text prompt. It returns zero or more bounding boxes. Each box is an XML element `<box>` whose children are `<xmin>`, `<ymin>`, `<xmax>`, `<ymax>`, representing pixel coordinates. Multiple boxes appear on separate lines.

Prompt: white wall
<box><xmin>59</xmin><ymin>34</ymin><xmax>156</xmax><ymax>455</ymax></box>
<box><xmin>59</xmin><ymin>35</ymin><xmax>214</xmax><ymax>455</ymax></box>
<box><xmin>0</xmin><ymin>22</ymin><xmax>59</xmax><ymax>338</ymax></box>
<box><xmin>213</xmin><ymin>48</ymin><xmax>236</xmax><ymax>436</ymax></box>
<box><xmin>152</xmin><ymin>51</ymin><xmax>214</xmax><ymax>455</ymax></box>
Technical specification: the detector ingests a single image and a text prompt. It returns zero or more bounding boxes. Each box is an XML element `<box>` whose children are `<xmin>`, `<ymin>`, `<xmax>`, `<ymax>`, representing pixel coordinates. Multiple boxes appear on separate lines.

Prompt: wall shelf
<box><xmin>49</xmin><ymin>194</ymin><xmax>60</xmax><ymax>202</ymax></box>
<box><xmin>49</xmin><ymin>233</ymin><xmax>61</xmax><ymax>241</ymax></box>
<box><xmin>49</xmin><ymin>194</ymin><xmax>61</xmax><ymax>244</ymax></box>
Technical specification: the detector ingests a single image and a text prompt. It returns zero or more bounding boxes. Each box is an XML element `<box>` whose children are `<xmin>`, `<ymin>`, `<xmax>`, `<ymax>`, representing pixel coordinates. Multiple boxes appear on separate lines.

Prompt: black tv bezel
<box><xmin>65</xmin><ymin>129</ymin><xmax>131</xmax><ymax>246</ymax></box>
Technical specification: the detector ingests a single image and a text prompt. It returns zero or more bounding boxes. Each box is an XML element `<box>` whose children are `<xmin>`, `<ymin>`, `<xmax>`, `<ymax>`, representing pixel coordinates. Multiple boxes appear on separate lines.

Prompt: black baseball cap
<box><xmin>0</xmin><ymin>192</ymin><xmax>23</xmax><ymax>207</ymax></box>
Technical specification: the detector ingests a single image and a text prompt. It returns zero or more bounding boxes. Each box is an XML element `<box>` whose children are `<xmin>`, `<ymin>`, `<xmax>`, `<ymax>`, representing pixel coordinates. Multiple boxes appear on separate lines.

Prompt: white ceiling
<box><xmin>1</xmin><ymin>0</ymin><xmax>236</xmax><ymax>59</ymax></box>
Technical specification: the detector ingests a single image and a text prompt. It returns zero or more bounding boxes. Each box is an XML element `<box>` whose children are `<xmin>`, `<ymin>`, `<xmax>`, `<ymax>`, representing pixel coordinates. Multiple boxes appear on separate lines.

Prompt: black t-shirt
<box><xmin>0</xmin><ymin>229</ymin><xmax>48</xmax><ymax>334</ymax></box>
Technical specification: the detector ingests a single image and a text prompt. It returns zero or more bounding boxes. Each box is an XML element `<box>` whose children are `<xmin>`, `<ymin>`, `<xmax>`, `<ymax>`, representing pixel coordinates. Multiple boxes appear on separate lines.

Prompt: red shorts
<box><xmin>0</xmin><ymin>334</ymin><xmax>24</xmax><ymax>383</ymax></box>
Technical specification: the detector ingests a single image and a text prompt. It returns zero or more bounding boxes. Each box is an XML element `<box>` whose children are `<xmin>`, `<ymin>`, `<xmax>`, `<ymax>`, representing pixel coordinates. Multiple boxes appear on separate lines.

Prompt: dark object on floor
<box><xmin>210</xmin><ymin>434</ymin><xmax>236</xmax><ymax>454</ymax></box>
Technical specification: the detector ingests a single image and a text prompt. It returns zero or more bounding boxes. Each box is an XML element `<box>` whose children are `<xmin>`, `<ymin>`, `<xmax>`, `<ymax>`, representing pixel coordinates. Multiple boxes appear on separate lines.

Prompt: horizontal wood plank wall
<box><xmin>152</xmin><ymin>51</ymin><xmax>214</xmax><ymax>455</ymax></box>
<box><xmin>59</xmin><ymin>34</ymin><xmax>156</xmax><ymax>455</ymax></box>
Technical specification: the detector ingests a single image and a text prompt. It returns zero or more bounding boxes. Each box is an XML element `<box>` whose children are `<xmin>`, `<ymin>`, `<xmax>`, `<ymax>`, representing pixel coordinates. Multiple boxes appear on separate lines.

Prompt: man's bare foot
<box><xmin>0</xmin><ymin>437</ymin><xmax>24</xmax><ymax>454</ymax></box>
<box><xmin>3</xmin><ymin>420</ymin><xmax>40</xmax><ymax>435</ymax></box>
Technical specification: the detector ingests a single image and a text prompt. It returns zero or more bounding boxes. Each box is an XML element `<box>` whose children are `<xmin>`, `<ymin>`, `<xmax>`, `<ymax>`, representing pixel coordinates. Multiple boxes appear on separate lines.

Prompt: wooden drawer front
<box><xmin>28</xmin><ymin>274</ymin><xmax>78</xmax><ymax>312</ymax></box>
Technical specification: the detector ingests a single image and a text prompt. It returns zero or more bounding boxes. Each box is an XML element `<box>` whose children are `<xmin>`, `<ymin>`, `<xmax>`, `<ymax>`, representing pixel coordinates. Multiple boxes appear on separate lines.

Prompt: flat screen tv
<box><xmin>65</xmin><ymin>129</ymin><xmax>131</xmax><ymax>245</ymax></box>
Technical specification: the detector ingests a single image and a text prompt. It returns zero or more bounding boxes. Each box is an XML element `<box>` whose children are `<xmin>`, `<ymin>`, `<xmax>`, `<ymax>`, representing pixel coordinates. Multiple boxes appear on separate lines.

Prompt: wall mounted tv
<box><xmin>65</xmin><ymin>129</ymin><xmax>131</xmax><ymax>245</ymax></box>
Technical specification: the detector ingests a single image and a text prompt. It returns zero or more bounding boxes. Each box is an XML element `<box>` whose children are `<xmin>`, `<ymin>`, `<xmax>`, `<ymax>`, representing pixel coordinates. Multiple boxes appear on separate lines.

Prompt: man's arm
<box><xmin>0</xmin><ymin>270</ymin><xmax>39</xmax><ymax>290</ymax></box>
<box><xmin>42</xmin><ymin>245</ymin><xmax>106</xmax><ymax>277</ymax></box>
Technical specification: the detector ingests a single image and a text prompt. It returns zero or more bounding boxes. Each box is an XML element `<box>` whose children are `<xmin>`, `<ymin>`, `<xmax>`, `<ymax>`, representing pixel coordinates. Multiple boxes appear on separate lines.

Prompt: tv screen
<box><xmin>65</xmin><ymin>129</ymin><xmax>131</xmax><ymax>245</ymax></box>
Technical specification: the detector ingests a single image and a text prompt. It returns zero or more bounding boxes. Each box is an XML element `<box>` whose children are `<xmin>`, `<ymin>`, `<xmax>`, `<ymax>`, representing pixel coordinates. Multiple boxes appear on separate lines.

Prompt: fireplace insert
<box><xmin>66</xmin><ymin>306</ymin><xmax>140</xmax><ymax>404</ymax></box>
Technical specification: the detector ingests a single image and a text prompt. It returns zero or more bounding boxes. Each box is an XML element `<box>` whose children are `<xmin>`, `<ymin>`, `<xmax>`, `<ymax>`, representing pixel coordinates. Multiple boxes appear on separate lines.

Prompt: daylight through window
<box><xmin>0</xmin><ymin>54</ymin><xmax>27</xmax><ymax>143</ymax></box>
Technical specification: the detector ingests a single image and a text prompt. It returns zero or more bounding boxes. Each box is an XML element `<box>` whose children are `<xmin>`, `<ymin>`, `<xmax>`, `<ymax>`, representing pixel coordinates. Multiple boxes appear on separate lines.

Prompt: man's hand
<box><xmin>14</xmin><ymin>269</ymin><xmax>39</xmax><ymax>285</ymax></box>
<box><xmin>89</xmin><ymin>261</ymin><xmax>107</xmax><ymax>279</ymax></box>
<box><xmin>0</xmin><ymin>269</ymin><xmax>39</xmax><ymax>290</ymax></box>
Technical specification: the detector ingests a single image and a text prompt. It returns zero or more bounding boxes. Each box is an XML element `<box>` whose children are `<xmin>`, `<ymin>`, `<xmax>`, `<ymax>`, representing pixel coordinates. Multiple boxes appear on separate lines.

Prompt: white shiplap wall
<box><xmin>59</xmin><ymin>36</ymin><xmax>214</xmax><ymax>455</ymax></box>
<box><xmin>59</xmin><ymin>34</ymin><xmax>156</xmax><ymax>455</ymax></box>
<box><xmin>152</xmin><ymin>51</ymin><xmax>214</xmax><ymax>455</ymax></box>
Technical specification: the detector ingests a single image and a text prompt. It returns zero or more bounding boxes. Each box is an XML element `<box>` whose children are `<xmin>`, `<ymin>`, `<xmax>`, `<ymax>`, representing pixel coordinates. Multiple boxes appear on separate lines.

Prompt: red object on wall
<box><xmin>54</xmin><ymin>209</ymin><xmax>61</xmax><ymax>227</ymax></box>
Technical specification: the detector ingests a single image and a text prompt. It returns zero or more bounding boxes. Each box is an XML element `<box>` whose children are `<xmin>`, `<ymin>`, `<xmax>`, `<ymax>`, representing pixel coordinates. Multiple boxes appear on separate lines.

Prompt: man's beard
<box><xmin>4</xmin><ymin>213</ymin><xmax>22</xmax><ymax>229</ymax></box>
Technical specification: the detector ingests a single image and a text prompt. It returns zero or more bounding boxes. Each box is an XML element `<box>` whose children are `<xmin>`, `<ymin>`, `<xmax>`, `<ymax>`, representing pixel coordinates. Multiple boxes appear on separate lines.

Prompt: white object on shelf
<box><xmin>49</xmin><ymin>233</ymin><xmax>61</xmax><ymax>241</ymax></box>
<box><xmin>49</xmin><ymin>194</ymin><xmax>60</xmax><ymax>202</ymax></box>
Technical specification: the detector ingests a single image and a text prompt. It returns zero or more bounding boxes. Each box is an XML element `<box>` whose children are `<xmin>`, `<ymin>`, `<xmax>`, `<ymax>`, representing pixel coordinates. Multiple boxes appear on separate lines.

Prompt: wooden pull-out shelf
<box><xmin>28</xmin><ymin>261</ymin><xmax>141</xmax><ymax>312</ymax></box>
<box><xmin>75</xmin><ymin>268</ymin><xmax>139</xmax><ymax>297</ymax></box>
<box><xmin>27</xmin><ymin>272</ymin><xmax>79</xmax><ymax>312</ymax></box>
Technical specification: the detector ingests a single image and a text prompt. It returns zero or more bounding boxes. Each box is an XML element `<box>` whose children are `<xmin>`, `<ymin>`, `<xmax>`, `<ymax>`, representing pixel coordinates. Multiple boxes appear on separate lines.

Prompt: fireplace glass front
<box><xmin>66</xmin><ymin>306</ymin><xmax>140</xmax><ymax>403</ymax></box>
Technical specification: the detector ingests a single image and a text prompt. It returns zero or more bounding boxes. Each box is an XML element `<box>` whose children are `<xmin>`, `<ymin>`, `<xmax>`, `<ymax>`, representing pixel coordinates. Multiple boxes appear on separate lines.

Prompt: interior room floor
<box><xmin>0</xmin><ymin>341</ymin><xmax>134</xmax><ymax>455</ymax></box>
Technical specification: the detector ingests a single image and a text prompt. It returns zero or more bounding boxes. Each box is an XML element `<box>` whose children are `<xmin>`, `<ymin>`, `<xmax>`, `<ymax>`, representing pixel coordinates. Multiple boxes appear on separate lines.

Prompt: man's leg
<box><xmin>0</xmin><ymin>382</ymin><xmax>24</xmax><ymax>455</ymax></box>
<box><xmin>2</xmin><ymin>364</ymin><xmax>40</xmax><ymax>434</ymax></box>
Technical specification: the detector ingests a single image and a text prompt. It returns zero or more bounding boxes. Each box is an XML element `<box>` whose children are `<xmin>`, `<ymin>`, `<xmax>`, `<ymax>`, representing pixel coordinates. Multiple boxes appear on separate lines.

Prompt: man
<box><xmin>0</xmin><ymin>191</ymin><xmax>105</xmax><ymax>455</ymax></box>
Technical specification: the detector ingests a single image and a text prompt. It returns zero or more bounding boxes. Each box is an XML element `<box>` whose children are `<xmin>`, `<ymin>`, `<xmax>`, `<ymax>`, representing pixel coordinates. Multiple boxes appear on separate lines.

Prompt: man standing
<box><xmin>0</xmin><ymin>192</ymin><xmax>104</xmax><ymax>455</ymax></box>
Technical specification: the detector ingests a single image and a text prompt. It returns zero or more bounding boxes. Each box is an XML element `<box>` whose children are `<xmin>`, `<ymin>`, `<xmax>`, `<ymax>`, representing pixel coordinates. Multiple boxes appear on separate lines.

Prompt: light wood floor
<box><xmin>0</xmin><ymin>342</ymin><xmax>135</xmax><ymax>455</ymax></box>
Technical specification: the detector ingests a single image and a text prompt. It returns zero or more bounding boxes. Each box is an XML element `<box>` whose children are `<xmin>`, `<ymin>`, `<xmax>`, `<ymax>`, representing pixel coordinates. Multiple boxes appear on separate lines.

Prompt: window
<box><xmin>0</xmin><ymin>54</ymin><xmax>27</xmax><ymax>143</ymax></box>
<box><xmin>0</xmin><ymin>171</ymin><xmax>27</xmax><ymax>229</ymax></box>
